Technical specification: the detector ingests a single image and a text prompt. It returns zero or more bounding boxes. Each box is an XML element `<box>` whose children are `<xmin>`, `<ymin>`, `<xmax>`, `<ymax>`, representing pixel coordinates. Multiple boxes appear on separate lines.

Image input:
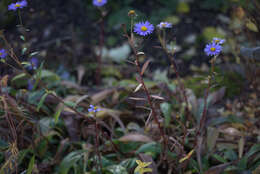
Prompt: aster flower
<box><xmin>27</xmin><ymin>79</ymin><xmax>35</xmax><ymax>91</ymax></box>
<box><xmin>26</xmin><ymin>57</ymin><xmax>38</xmax><ymax>70</ymax></box>
<box><xmin>0</xmin><ymin>49</ymin><xmax>7</xmax><ymax>59</ymax></box>
<box><xmin>88</xmin><ymin>105</ymin><xmax>101</xmax><ymax>113</ymax></box>
<box><xmin>8</xmin><ymin>0</ymin><xmax>27</xmax><ymax>11</ymax></box>
<box><xmin>157</xmin><ymin>22</ymin><xmax>172</xmax><ymax>29</ymax></box>
<box><xmin>212</xmin><ymin>37</ymin><xmax>225</xmax><ymax>45</ymax></box>
<box><xmin>134</xmin><ymin>21</ymin><xmax>154</xmax><ymax>36</ymax></box>
<box><xmin>93</xmin><ymin>0</ymin><xmax>107</xmax><ymax>7</ymax></box>
<box><xmin>204</xmin><ymin>43</ymin><xmax>222</xmax><ymax>56</ymax></box>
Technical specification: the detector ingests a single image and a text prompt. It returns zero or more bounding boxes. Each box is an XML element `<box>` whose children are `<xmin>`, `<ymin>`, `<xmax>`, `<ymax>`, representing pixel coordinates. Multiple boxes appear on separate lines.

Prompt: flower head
<box><xmin>212</xmin><ymin>37</ymin><xmax>225</xmax><ymax>45</ymax></box>
<box><xmin>157</xmin><ymin>22</ymin><xmax>172</xmax><ymax>29</ymax></box>
<box><xmin>204</xmin><ymin>42</ymin><xmax>222</xmax><ymax>56</ymax></box>
<box><xmin>134</xmin><ymin>160</ymin><xmax>152</xmax><ymax>174</ymax></box>
<box><xmin>8</xmin><ymin>0</ymin><xmax>27</xmax><ymax>11</ymax></box>
<box><xmin>27</xmin><ymin>57</ymin><xmax>38</xmax><ymax>70</ymax></box>
<box><xmin>27</xmin><ymin>79</ymin><xmax>35</xmax><ymax>91</ymax></box>
<box><xmin>0</xmin><ymin>49</ymin><xmax>7</xmax><ymax>59</ymax></box>
<box><xmin>93</xmin><ymin>0</ymin><xmax>107</xmax><ymax>7</ymax></box>
<box><xmin>134</xmin><ymin>21</ymin><xmax>154</xmax><ymax>36</ymax></box>
<box><xmin>88</xmin><ymin>105</ymin><xmax>101</xmax><ymax>113</ymax></box>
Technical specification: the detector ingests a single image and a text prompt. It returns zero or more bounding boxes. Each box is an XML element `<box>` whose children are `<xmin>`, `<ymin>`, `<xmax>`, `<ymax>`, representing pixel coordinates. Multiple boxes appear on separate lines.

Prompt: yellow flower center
<box><xmin>210</xmin><ymin>47</ymin><xmax>216</xmax><ymax>52</ymax></box>
<box><xmin>97</xmin><ymin>0</ymin><xmax>102</xmax><ymax>2</ymax></box>
<box><xmin>0</xmin><ymin>53</ymin><xmax>2</xmax><ymax>56</ymax></box>
<box><xmin>215</xmin><ymin>40</ymin><xmax>220</xmax><ymax>43</ymax></box>
<box><xmin>94</xmin><ymin>106</ymin><xmax>97</xmax><ymax>110</ymax></box>
<box><xmin>162</xmin><ymin>23</ymin><xmax>166</xmax><ymax>27</ymax></box>
<box><xmin>15</xmin><ymin>4</ymin><xmax>21</xmax><ymax>7</ymax></box>
<box><xmin>141</xmin><ymin>26</ymin><xmax>148</xmax><ymax>31</ymax></box>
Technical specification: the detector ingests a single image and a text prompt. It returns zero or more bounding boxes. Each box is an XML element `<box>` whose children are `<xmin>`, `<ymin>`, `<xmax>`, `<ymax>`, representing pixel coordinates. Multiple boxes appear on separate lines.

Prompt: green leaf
<box><xmin>18</xmin><ymin>149</ymin><xmax>33</xmax><ymax>165</ymax></box>
<box><xmin>237</xmin><ymin>156</ymin><xmax>247</xmax><ymax>170</ymax></box>
<box><xmin>212</xmin><ymin>154</ymin><xmax>227</xmax><ymax>163</ymax></box>
<box><xmin>106</xmin><ymin>165</ymin><xmax>128</xmax><ymax>174</ymax></box>
<box><xmin>11</xmin><ymin>73</ymin><xmax>30</xmax><ymax>87</ymax></box>
<box><xmin>37</xmin><ymin>92</ymin><xmax>49</xmax><ymax>111</ymax></box>
<box><xmin>58</xmin><ymin>150</ymin><xmax>86</xmax><ymax>174</ymax></box>
<box><xmin>0</xmin><ymin>140</ymin><xmax>8</xmax><ymax>151</ymax></box>
<box><xmin>160</xmin><ymin>102</ymin><xmax>172</xmax><ymax>127</ymax></box>
<box><xmin>33</xmin><ymin>61</ymin><xmax>45</xmax><ymax>90</ymax></box>
<box><xmin>246</xmin><ymin>144</ymin><xmax>260</xmax><ymax>158</ymax></box>
<box><xmin>64</xmin><ymin>101</ymin><xmax>77</xmax><ymax>108</ymax></box>
<box><xmin>37</xmin><ymin>70</ymin><xmax>60</xmax><ymax>82</ymax></box>
<box><xmin>22</xmin><ymin>47</ymin><xmax>27</xmax><ymax>55</ymax></box>
<box><xmin>136</xmin><ymin>142</ymin><xmax>161</xmax><ymax>158</ymax></box>
<box><xmin>20</xmin><ymin>35</ymin><xmax>25</xmax><ymax>41</ymax></box>
<box><xmin>120</xmin><ymin>158</ymin><xmax>138</xmax><ymax>170</ymax></box>
<box><xmin>26</xmin><ymin>155</ymin><xmax>35</xmax><ymax>174</ymax></box>
<box><xmin>37</xmin><ymin>117</ymin><xmax>55</xmax><ymax>135</ymax></box>
<box><xmin>54</xmin><ymin>107</ymin><xmax>63</xmax><ymax>123</ymax></box>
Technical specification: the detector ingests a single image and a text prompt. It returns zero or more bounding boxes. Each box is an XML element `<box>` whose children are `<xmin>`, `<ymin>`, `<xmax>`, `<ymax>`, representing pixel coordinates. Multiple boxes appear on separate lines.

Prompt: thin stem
<box><xmin>158</xmin><ymin>34</ymin><xmax>189</xmax><ymax>146</ymax></box>
<box><xmin>160</xmin><ymin>40</ymin><xmax>189</xmax><ymax>110</ymax></box>
<box><xmin>198</xmin><ymin>55</ymin><xmax>217</xmax><ymax>133</ymax></box>
<box><xmin>122</xmin><ymin>25</ymin><xmax>168</xmax><ymax>156</ymax></box>
<box><xmin>94</xmin><ymin>114</ymin><xmax>102</xmax><ymax>174</ymax></box>
<box><xmin>195</xmin><ymin>55</ymin><xmax>217</xmax><ymax>173</ymax></box>
<box><xmin>18</xmin><ymin>10</ymin><xmax>23</xmax><ymax>27</ymax></box>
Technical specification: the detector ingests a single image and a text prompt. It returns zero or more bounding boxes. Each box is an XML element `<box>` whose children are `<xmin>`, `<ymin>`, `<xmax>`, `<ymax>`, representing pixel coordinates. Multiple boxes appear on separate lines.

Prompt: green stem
<box><xmin>18</xmin><ymin>10</ymin><xmax>23</xmax><ymax>27</ymax></box>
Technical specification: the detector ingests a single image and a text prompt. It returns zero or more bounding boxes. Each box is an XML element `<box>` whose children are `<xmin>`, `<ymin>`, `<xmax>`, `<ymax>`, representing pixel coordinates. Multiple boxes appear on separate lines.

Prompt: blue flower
<box><xmin>8</xmin><ymin>0</ymin><xmax>27</xmax><ymax>11</ymax></box>
<box><xmin>88</xmin><ymin>105</ymin><xmax>101</xmax><ymax>113</ymax></box>
<box><xmin>27</xmin><ymin>57</ymin><xmax>38</xmax><ymax>70</ymax></box>
<box><xmin>134</xmin><ymin>21</ymin><xmax>154</xmax><ymax>36</ymax></box>
<box><xmin>0</xmin><ymin>49</ymin><xmax>7</xmax><ymax>59</ymax></box>
<box><xmin>27</xmin><ymin>79</ymin><xmax>35</xmax><ymax>91</ymax></box>
<box><xmin>93</xmin><ymin>0</ymin><xmax>107</xmax><ymax>7</ymax></box>
<box><xmin>204</xmin><ymin>43</ymin><xmax>222</xmax><ymax>56</ymax></box>
<box><xmin>212</xmin><ymin>37</ymin><xmax>225</xmax><ymax>45</ymax></box>
<box><xmin>157</xmin><ymin>22</ymin><xmax>172</xmax><ymax>29</ymax></box>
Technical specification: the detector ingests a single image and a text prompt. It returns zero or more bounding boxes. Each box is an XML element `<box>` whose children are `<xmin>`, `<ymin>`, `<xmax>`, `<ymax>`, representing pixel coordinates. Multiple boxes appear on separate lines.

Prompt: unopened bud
<box><xmin>128</xmin><ymin>10</ymin><xmax>136</xmax><ymax>17</ymax></box>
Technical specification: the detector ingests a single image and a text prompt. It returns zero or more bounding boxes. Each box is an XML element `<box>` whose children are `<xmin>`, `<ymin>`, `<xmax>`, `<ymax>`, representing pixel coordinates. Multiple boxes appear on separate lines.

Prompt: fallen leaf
<box><xmin>119</xmin><ymin>133</ymin><xmax>153</xmax><ymax>143</ymax></box>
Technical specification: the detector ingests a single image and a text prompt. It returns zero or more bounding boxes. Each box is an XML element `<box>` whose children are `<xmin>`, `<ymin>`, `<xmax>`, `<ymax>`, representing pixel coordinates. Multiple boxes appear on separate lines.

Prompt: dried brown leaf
<box><xmin>141</xmin><ymin>59</ymin><xmax>152</xmax><ymax>75</ymax></box>
<box><xmin>118</xmin><ymin>133</ymin><xmax>153</xmax><ymax>143</ymax></box>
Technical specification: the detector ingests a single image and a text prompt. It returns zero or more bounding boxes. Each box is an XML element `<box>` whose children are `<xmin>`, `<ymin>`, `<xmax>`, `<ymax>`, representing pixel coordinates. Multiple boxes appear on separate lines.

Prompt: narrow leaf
<box><xmin>54</xmin><ymin>106</ymin><xmax>63</xmax><ymax>123</ymax></box>
<box><xmin>26</xmin><ymin>155</ymin><xmax>35</xmax><ymax>174</ymax></box>
<box><xmin>20</xmin><ymin>35</ymin><xmax>25</xmax><ymax>41</ymax></box>
<box><xmin>134</xmin><ymin>84</ymin><xmax>143</xmax><ymax>93</ymax></box>
<box><xmin>37</xmin><ymin>92</ymin><xmax>48</xmax><ymax>111</ymax></box>
<box><xmin>151</xmin><ymin>95</ymin><xmax>164</xmax><ymax>100</ymax></box>
<box><xmin>179</xmin><ymin>149</ymin><xmax>194</xmax><ymax>163</ymax></box>
<box><xmin>141</xmin><ymin>59</ymin><xmax>152</xmax><ymax>75</ymax></box>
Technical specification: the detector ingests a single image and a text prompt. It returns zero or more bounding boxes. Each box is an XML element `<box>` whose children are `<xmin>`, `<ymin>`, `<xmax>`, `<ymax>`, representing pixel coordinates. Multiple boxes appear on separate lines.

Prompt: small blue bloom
<box><xmin>88</xmin><ymin>105</ymin><xmax>101</xmax><ymax>113</ymax></box>
<box><xmin>204</xmin><ymin>43</ymin><xmax>222</xmax><ymax>56</ymax></box>
<box><xmin>93</xmin><ymin>0</ymin><xmax>107</xmax><ymax>7</ymax></box>
<box><xmin>212</xmin><ymin>37</ymin><xmax>225</xmax><ymax>45</ymax></box>
<box><xmin>61</xmin><ymin>71</ymin><xmax>70</xmax><ymax>80</ymax></box>
<box><xmin>8</xmin><ymin>0</ymin><xmax>27</xmax><ymax>11</ymax></box>
<box><xmin>27</xmin><ymin>79</ymin><xmax>35</xmax><ymax>91</ymax></box>
<box><xmin>0</xmin><ymin>49</ymin><xmax>7</xmax><ymax>59</ymax></box>
<box><xmin>27</xmin><ymin>57</ymin><xmax>38</xmax><ymax>70</ymax></box>
<box><xmin>134</xmin><ymin>21</ymin><xmax>154</xmax><ymax>36</ymax></box>
<box><xmin>157</xmin><ymin>22</ymin><xmax>172</xmax><ymax>29</ymax></box>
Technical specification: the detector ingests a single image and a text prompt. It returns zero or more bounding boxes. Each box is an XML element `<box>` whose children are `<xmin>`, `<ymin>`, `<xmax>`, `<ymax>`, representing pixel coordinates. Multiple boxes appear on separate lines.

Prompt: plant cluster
<box><xmin>0</xmin><ymin>0</ymin><xmax>260</xmax><ymax>174</ymax></box>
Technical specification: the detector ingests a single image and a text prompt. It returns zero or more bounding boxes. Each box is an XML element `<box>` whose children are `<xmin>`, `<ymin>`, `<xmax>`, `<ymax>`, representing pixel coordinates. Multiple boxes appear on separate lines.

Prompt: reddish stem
<box><xmin>122</xmin><ymin>26</ymin><xmax>168</xmax><ymax>156</ymax></box>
